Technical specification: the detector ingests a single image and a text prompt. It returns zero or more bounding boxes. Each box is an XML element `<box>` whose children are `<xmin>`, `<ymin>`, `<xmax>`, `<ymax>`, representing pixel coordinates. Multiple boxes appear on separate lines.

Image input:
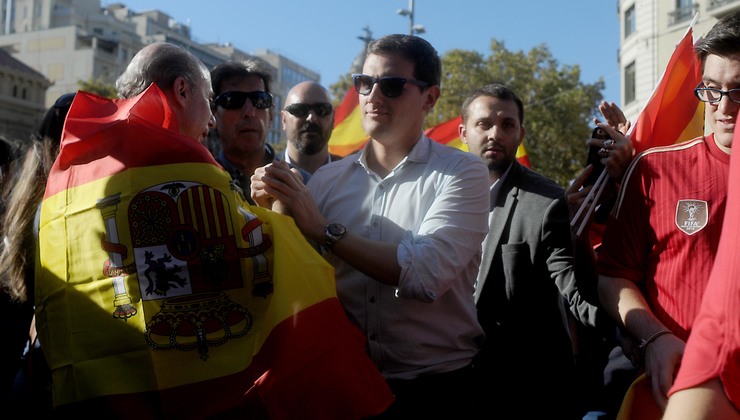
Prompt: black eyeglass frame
<box><xmin>213</xmin><ymin>91</ymin><xmax>274</xmax><ymax>110</ymax></box>
<box><xmin>351</xmin><ymin>74</ymin><xmax>430</xmax><ymax>98</ymax></box>
<box><xmin>284</xmin><ymin>102</ymin><xmax>333</xmax><ymax>118</ymax></box>
<box><xmin>694</xmin><ymin>83</ymin><xmax>740</xmax><ymax>104</ymax></box>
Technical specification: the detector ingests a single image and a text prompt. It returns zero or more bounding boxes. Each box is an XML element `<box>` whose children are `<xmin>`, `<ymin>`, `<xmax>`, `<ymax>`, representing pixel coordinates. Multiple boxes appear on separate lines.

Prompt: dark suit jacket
<box><xmin>473</xmin><ymin>161</ymin><xmax>606</xmax><ymax>418</ymax></box>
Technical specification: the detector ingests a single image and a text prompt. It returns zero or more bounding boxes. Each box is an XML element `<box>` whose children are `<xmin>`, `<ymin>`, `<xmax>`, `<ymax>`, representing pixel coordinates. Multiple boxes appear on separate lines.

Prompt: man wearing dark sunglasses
<box><xmin>210</xmin><ymin>59</ymin><xmax>309</xmax><ymax>203</ymax></box>
<box><xmin>251</xmin><ymin>34</ymin><xmax>489</xmax><ymax>419</ymax></box>
<box><xmin>279</xmin><ymin>81</ymin><xmax>340</xmax><ymax>174</ymax></box>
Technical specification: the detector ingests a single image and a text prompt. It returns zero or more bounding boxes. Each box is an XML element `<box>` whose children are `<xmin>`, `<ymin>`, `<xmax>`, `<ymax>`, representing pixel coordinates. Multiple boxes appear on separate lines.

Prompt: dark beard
<box><xmin>295</xmin><ymin>132</ymin><xmax>327</xmax><ymax>156</ymax></box>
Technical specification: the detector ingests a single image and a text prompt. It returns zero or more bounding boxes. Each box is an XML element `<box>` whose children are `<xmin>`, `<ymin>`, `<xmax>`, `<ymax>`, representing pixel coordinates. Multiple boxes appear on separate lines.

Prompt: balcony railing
<box><xmin>707</xmin><ymin>0</ymin><xmax>737</xmax><ymax>11</ymax></box>
<box><xmin>668</xmin><ymin>3</ymin><xmax>699</xmax><ymax>25</ymax></box>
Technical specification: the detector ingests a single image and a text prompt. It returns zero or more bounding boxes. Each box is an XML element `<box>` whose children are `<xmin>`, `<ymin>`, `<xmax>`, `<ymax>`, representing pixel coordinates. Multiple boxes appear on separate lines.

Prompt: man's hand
<box><xmin>251</xmin><ymin>164</ymin><xmax>277</xmax><ymax>210</ymax></box>
<box><xmin>565</xmin><ymin>165</ymin><xmax>596</xmax><ymax>237</ymax></box>
<box><xmin>588</xmin><ymin>120</ymin><xmax>634</xmax><ymax>183</ymax></box>
<box><xmin>643</xmin><ymin>332</ymin><xmax>685</xmax><ymax>411</ymax></box>
<box><xmin>250</xmin><ymin>160</ymin><xmax>327</xmax><ymax>243</ymax></box>
<box><xmin>598</xmin><ymin>101</ymin><xmax>631</xmax><ymax>135</ymax></box>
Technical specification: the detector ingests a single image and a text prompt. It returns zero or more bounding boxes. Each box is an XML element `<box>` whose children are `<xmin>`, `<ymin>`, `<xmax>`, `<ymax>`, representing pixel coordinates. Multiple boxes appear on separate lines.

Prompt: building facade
<box><xmin>0</xmin><ymin>47</ymin><xmax>49</xmax><ymax>141</ymax></box>
<box><xmin>618</xmin><ymin>0</ymin><xmax>740</xmax><ymax>123</ymax></box>
<box><xmin>0</xmin><ymin>0</ymin><xmax>319</xmax><ymax>144</ymax></box>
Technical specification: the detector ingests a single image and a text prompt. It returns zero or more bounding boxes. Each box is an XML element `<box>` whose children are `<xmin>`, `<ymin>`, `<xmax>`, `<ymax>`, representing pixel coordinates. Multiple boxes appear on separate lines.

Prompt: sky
<box><xmin>113</xmin><ymin>0</ymin><xmax>622</xmax><ymax>105</ymax></box>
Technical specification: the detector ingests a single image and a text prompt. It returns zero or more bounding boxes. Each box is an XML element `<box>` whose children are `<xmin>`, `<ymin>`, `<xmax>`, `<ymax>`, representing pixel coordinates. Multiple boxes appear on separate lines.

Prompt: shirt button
<box><xmin>369</xmin><ymin>334</ymin><xmax>377</xmax><ymax>341</ymax></box>
<box><xmin>369</xmin><ymin>296</ymin><xmax>375</xmax><ymax>303</ymax></box>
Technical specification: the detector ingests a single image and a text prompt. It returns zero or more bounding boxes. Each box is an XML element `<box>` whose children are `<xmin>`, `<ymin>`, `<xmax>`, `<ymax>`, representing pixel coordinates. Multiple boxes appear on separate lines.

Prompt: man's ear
<box><xmin>517</xmin><ymin>126</ymin><xmax>526</xmax><ymax>147</ymax></box>
<box><xmin>172</xmin><ymin>76</ymin><xmax>190</xmax><ymax>107</ymax></box>
<box><xmin>423</xmin><ymin>85</ymin><xmax>441</xmax><ymax>112</ymax></box>
<box><xmin>458</xmin><ymin>123</ymin><xmax>468</xmax><ymax>145</ymax></box>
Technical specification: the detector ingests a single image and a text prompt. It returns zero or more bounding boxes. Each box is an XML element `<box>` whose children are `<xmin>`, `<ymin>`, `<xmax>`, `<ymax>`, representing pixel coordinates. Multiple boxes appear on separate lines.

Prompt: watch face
<box><xmin>328</xmin><ymin>223</ymin><xmax>346</xmax><ymax>236</ymax></box>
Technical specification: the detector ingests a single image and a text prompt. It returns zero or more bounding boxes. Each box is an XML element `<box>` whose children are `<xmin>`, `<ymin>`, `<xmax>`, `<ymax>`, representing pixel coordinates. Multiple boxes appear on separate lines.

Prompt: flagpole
<box><xmin>626</xmin><ymin>13</ymin><xmax>698</xmax><ymax>138</ymax></box>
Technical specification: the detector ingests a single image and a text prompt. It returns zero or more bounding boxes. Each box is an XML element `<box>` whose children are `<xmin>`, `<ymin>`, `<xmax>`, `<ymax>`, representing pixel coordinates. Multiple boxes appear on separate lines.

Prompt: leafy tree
<box><xmin>78</xmin><ymin>78</ymin><xmax>117</xmax><ymax>98</ymax></box>
<box><xmin>327</xmin><ymin>39</ymin><xmax>603</xmax><ymax>186</ymax></box>
<box><xmin>433</xmin><ymin>40</ymin><xmax>604</xmax><ymax>186</ymax></box>
<box><xmin>330</xmin><ymin>73</ymin><xmax>353</xmax><ymax>106</ymax></box>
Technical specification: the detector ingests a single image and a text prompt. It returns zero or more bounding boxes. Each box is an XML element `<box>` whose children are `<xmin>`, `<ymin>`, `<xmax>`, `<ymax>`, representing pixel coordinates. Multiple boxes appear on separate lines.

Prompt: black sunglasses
<box><xmin>284</xmin><ymin>102</ymin><xmax>333</xmax><ymax>118</ymax></box>
<box><xmin>214</xmin><ymin>91</ymin><xmax>273</xmax><ymax>110</ymax></box>
<box><xmin>352</xmin><ymin>74</ymin><xmax>429</xmax><ymax>98</ymax></box>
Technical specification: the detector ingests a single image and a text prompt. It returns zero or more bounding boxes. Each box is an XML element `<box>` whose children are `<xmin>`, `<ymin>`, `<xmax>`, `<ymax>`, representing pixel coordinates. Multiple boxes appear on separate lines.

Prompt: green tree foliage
<box><xmin>329</xmin><ymin>73</ymin><xmax>353</xmax><ymax>107</ymax></box>
<box><xmin>328</xmin><ymin>40</ymin><xmax>604</xmax><ymax>186</ymax></box>
<box><xmin>434</xmin><ymin>40</ymin><xmax>604</xmax><ymax>186</ymax></box>
<box><xmin>78</xmin><ymin>78</ymin><xmax>117</xmax><ymax>99</ymax></box>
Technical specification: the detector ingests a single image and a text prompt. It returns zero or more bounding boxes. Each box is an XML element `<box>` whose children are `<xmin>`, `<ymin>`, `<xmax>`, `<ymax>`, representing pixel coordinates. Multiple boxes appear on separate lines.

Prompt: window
<box><xmin>625</xmin><ymin>61</ymin><xmax>636</xmax><ymax>105</ymax></box>
<box><xmin>670</xmin><ymin>0</ymin><xmax>694</xmax><ymax>25</ymax></box>
<box><xmin>625</xmin><ymin>5</ymin><xmax>636</xmax><ymax>38</ymax></box>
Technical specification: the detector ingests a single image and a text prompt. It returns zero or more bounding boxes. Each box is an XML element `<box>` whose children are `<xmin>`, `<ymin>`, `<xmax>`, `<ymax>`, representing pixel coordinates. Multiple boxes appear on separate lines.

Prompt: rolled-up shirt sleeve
<box><xmin>396</xmin><ymin>154</ymin><xmax>490</xmax><ymax>302</ymax></box>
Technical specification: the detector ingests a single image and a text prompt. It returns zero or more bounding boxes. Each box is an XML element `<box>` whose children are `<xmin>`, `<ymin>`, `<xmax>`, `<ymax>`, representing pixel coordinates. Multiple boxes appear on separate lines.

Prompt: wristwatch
<box><xmin>324</xmin><ymin>223</ymin><xmax>347</xmax><ymax>249</ymax></box>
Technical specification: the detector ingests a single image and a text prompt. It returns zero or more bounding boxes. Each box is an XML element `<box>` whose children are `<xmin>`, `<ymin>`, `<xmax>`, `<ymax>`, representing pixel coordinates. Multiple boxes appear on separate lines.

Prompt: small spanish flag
<box><xmin>628</xmin><ymin>21</ymin><xmax>704</xmax><ymax>153</ymax></box>
<box><xmin>328</xmin><ymin>88</ymin><xmax>368</xmax><ymax>156</ymax></box>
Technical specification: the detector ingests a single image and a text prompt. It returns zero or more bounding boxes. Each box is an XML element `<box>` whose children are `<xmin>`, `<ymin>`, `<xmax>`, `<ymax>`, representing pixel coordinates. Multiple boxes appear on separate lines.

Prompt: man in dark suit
<box><xmin>459</xmin><ymin>84</ymin><xmax>609</xmax><ymax>419</ymax></box>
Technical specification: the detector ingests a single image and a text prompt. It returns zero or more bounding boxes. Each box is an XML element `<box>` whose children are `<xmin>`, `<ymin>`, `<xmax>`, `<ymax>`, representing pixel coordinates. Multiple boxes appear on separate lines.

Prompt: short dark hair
<box><xmin>0</xmin><ymin>135</ymin><xmax>13</xmax><ymax>166</ymax></box>
<box><xmin>695</xmin><ymin>11</ymin><xmax>740</xmax><ymax>68</ymax></box>
<box><xmin>367</xmin><ymin>34</ymin><xmax>441</xmax><ymax>87</ymax></box>
<box><xmin>461</xmin><ymin>84</ymin><xmax>525</xmax><ymax>126</ymax></box>
<box><xmin>36</xmin><ymin>92</ymin><xmax>75</xmax><ymax>145</ymax></box>
<box><xmin>210</xmin><ymin>58</ymin><xmax>273</xmax><ymax>97</ymax></box>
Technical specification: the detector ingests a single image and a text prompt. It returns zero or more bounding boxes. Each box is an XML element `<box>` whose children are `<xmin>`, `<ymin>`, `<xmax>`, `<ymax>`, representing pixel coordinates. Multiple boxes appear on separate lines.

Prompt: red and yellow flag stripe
<box><xmin>37</xmin><ymin>86</ymin><xmax>393</xmax><ymax>417</ymax></box>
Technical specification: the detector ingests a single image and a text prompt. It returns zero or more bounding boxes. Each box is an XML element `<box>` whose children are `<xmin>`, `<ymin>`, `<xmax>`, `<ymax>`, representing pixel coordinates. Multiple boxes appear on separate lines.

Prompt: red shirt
<box><xmin>668</xmin><ymin>139</ymin><xmax>740</xmax><ymax>409</ymax></box>
<box><xmin>598</xmin><ymin>136</ymin><xmax>730</xmax><ymax>341</ymax></box>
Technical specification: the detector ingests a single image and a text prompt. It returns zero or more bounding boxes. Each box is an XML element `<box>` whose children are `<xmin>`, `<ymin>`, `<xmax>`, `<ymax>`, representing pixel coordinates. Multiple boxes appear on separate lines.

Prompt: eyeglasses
<box><xmin>213</xmin><ymin>91</ymin><xmax>273</xmax><ymax>110</ymax></box>
<box><xmin>694</xmin><ymin>84</ymin><xmax>740</xmax><ymax>104</ymax></box>
<box><xmin>351</xmin><ymin>74</ymin><xmax>429</xmax><ymax>98</ymax></box>
<box><xmin>284</xmin><ymin>102</ymin><xmax>333</xmax><ymax>118</ymax></box>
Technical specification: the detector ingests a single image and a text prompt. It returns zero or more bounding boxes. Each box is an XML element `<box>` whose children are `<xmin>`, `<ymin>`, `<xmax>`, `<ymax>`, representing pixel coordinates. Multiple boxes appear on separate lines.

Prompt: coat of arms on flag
<box><xmin>35</xmin><ymin>86</ymin><xmax>393</xmax><ymax>418</ymax></box>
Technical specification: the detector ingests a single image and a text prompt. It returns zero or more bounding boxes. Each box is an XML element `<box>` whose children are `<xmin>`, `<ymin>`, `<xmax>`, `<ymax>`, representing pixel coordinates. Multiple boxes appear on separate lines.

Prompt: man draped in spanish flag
<box><xmin>35</xmin><ymin>42</ymin><xmax>392</xmax><ymax>418</ymax></box>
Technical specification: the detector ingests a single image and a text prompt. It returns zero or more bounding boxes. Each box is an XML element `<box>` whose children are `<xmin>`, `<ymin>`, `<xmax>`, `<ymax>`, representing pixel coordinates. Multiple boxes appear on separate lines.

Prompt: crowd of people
<box><xmin>0</xmin><ymin>10</ymin><xmax>738</xmax><ymax>420</ymax></box>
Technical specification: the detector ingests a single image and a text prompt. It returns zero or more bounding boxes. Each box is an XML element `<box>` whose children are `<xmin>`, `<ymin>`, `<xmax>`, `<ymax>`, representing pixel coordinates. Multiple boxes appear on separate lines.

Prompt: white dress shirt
<box><xmin>307</xmin><ymin>135</ymin><xmax>489</xmax><ymax>380</ymax></box>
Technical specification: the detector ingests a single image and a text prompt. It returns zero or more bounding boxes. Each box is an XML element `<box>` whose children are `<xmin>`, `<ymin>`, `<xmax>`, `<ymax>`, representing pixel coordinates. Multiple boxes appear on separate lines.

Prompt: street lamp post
<box><xmin>396</xmin><ymin>0</ymin><xmax>425</xmax><ymax>35</ymax></box>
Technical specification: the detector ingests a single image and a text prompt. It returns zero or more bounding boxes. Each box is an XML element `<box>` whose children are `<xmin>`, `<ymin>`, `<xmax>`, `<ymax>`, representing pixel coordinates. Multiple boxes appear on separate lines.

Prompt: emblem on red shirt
<box><xmin>675</xmin><ymin>200</ymin><xmax>708</xmax><ymax>235</ymax></box>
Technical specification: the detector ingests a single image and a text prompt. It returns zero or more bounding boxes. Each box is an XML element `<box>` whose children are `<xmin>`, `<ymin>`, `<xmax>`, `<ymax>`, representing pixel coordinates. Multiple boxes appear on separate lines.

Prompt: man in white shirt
<box><xmin>251</xmin><ymin>34</ymin><xmax>489</xmax><ymax>418</ymax></box>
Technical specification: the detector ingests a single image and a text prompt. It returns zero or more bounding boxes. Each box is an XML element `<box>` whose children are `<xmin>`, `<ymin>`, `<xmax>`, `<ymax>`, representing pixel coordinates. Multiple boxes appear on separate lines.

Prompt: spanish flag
<box><xmin>329</xmin><ymin>90</ymin><xmax>531</xmax><ymax>167</ymax></box>
<box><xmin>424</xmin><ymin>115</ymin><xmax>531</xmax><ymax>168</ymax></box>
<box><xmin>328</xmin><ymin>88</ymin><xmax>368</xmax><ymax>156</ymax></box>
<box><xmin>628</xmin><ymin>21</ymin><xmax>704</xmax><ymax>154</ymax></box>
<box><xmin>36</xmin><ymin>86</ymin><xmax>393</xmax><ymax>418</ymax></box>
